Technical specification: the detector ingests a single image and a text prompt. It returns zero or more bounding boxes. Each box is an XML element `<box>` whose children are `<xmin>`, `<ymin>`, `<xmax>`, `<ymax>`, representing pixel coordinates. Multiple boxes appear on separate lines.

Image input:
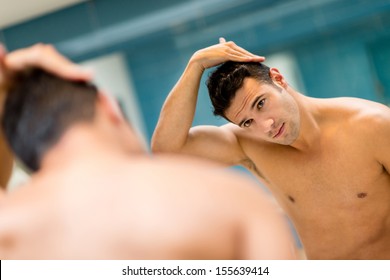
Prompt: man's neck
<box><xmin>288</xmin><ymin>92</ymin><xmax>323</xmax><ymax>152</ymax></box>
<box><xmin>40</xmin><ymin>124</ymin><xmax>133</xmax><ymax>172</ymax></box>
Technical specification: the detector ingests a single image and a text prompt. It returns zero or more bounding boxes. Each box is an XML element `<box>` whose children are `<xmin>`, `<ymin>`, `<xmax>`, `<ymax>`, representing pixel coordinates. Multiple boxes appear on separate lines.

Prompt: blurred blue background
<box><xmin>1</xmin><ymin>0</ymin><xmax>389</xmax><ymax>144</ymax></box>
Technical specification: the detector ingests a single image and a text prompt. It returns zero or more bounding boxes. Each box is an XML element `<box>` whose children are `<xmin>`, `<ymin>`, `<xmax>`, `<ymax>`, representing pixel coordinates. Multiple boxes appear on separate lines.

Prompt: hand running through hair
<box><xmin>0</xmin><ymin>43</ymin><xmax>92</xmax><ymax>82</ymax></box>
<box><xmin>190</xmin><ymin>37</ymin><xmax>265</xmax><ymax>71</ymax></box>
<box><xmin>0</xmin><ymin>43</ymin><xmax>93</xmax><ymax>115</ymax></box>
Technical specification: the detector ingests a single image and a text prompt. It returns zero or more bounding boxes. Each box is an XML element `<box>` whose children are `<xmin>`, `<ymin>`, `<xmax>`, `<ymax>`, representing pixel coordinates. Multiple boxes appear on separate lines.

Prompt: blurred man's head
<box><xmin>2</xmin><ymin>68</ymin><xmax>98</xmax><ymax>171</ymax></box>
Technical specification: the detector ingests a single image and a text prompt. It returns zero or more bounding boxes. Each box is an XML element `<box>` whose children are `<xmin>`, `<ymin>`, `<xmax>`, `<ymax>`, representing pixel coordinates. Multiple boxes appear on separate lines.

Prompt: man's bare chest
<box><xmin>242</xmin><ymin>139</ymin><xmax>388</xmax><ymax>212</ymax></box>
<box><xmin>242</xmin><ymin>140</ymin><xmax>390</xmax><ymax>258</ymax></box>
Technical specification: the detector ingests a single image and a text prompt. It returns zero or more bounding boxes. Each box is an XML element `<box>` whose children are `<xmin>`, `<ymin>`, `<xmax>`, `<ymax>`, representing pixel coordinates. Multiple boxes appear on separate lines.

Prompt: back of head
<box><xmin>206</xmin><ymin>61</ymin><xmax>273</xmax><ymax>120</ymax></box>
<box><xmin>1</xmin><ymin>68</ymin><xmax>98</xmax><ymax>172</ymax></box>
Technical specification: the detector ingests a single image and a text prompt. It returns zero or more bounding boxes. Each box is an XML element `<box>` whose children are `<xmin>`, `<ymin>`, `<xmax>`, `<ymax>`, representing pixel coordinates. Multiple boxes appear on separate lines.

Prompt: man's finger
<box><xmin>5</xmin><ymin>44</ymin><xmax>93</xmax><ymax>81</ymax></box>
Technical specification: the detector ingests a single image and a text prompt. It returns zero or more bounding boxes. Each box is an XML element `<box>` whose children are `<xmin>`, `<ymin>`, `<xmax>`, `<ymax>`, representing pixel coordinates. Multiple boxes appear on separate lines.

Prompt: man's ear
<box><xmin>269</xmin><ymin>68</ymin><xmax>288</xmax><ymax>88</ymax></box>
<box><xmin>96</xmin><ymin>90</ymin><xmax>124</xmax><ymax>123</ymax></box>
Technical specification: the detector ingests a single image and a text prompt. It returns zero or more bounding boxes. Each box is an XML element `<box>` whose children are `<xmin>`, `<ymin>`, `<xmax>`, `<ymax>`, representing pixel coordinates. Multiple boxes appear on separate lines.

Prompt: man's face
<box><xmin>224</xmin><ymin>77</ymin><xmax>300</xmax><ymax>145</ymax></box>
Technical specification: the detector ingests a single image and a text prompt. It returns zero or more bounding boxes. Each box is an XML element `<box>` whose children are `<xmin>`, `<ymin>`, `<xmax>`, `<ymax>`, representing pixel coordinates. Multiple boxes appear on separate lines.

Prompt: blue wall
<box><xmin>1</xmin><ymin>0</ymin><xmax>390</xmax><ymax>142</ymax></box>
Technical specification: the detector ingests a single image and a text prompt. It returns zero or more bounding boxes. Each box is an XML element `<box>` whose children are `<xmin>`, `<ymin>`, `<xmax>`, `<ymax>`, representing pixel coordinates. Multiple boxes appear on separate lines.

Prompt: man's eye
<box><xmin>257</xmin><ymin>99</ymin><xmax>265</xmax><ymax>109</ymax></box>
<box><xmin>243</xmin><ymin>119</ymin><xmax>253</xmax><ymax>127</ymax></box>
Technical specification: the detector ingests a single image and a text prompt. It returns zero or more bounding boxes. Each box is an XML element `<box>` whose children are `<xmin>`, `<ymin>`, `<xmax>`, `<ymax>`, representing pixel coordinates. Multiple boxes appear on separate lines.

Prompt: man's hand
<box><xmin>190</xmin><ymin>37</ymin><xmax>265</xmax><ymax>71</ymax></box>
<box><xmin>1</xmin><ymin>43</ymin><xmax>93</xmax><ymax>82</ymax></box>
<box><xmin>0</xmin><ymin>43</ymin><xmax>93</xmax><ymax>114</ymax></box>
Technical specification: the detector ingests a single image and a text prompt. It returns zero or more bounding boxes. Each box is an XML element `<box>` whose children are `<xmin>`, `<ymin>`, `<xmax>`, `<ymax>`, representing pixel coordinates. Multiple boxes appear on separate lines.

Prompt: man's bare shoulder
<box><xmin>338</xmin><ymin>98</ymin><xmax>390</xmax><ymax>162</ymax></box>
<box><xmin>322</xmin><ymin>97</ymin><xmax>390</xmax><ymax>126</ymax></box>
<box><xmin>0</xmin><ymin>181</ymin><xmax>38</xmax><ymax>246</ymax></box>
<box><xmin>140</xmin><ymin>153</ymin><xmax>249</xmax><ymax>185</ymax></box>
<box><xmin>329</xmin><ymin>97</ymin><xmax>390</xmax><ymax>114</ymax></box>
<box><xmin>0</xmin><ymin>179</ymin><xmax>41</xmax><ymax>213</ymax></box>
<box><xmin>343</xmin><ymin>97</ymin><xmax>390</xmax><ymax>130</ymax></box>
<box><xmin>322</xmin><ymin>97</ymin><xmax>390</xmax><ymax>154</ymax></box>
<box><xmin>134</xmin><ymin>154</ymin><xmax>269</xmax><ymax>205</ymax></box>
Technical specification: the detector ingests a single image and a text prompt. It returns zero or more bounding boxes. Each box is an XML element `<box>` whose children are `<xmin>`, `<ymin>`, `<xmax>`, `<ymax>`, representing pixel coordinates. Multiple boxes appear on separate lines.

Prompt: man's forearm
<box><xmin>151</xmin><ymin>59</ymin><xmax>204</xmax><ymax>153</ymax></box>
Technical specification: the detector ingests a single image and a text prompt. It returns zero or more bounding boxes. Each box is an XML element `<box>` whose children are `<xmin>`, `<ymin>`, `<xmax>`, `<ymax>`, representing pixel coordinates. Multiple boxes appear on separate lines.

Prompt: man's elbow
<box><xmin>151</xmin><ymin>141</ymin><xmax>182</xmax><ymax>154</ymax></box>
<box><xmin>150</xmin><ymin>140</ymin><xmax>165</xmax><ymax>154</ymax></box>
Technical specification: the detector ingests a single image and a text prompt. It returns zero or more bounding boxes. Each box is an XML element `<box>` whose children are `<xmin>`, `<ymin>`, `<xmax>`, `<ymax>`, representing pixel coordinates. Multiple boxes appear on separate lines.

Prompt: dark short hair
<box><xmin>1</xmin><ymin>68</ymin><xmax>98</xmax><ymax>172</ymax></box>
<box><xmin>206</xmin><ymin>62</ymin><xmax>273</xmax><ymax>120</ymax></box>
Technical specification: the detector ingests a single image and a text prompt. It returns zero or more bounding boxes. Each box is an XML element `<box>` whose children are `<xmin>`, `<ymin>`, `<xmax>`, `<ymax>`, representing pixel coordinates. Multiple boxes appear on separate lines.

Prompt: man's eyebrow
<box><xmin>238</xmin><ymin>119</ymin><xmax>246</xmax><ymax>127</ymax></box>
<box><xmin>237</xmin><ymin>95</ymin><xmax>265</xmax><ymax>127</ymax></box>
<box><xmin>251</xmin><ymin>95</ymin><xmax>264</xmax><ymax>109</ymax></box>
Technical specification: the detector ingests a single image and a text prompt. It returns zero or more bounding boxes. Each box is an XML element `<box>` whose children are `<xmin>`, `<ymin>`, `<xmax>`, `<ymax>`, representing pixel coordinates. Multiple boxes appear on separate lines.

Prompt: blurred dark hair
<box><xmin>206</xmin><ymin>61</ymin><xmax>273</xmax><ymax>120</ymax></box>
<box><xmin>1</xmin><ymin>68</ymin><xmax>98</xmax><ymax>172</ymax></box>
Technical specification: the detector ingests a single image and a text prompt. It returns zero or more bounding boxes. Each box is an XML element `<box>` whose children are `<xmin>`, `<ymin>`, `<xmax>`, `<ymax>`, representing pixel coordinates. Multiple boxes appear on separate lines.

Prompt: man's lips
<box><xmin>273</xmin><ymin>123</ymin><xmax>285</xmax><ymax>138</ymax></box>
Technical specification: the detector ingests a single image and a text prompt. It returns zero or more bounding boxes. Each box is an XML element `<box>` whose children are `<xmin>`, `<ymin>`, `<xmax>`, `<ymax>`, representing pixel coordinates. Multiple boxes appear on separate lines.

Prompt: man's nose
<box><xmin>261</xmin><ymin>118</ymin><xmax>274</xmax><ymax>133</ymax></box>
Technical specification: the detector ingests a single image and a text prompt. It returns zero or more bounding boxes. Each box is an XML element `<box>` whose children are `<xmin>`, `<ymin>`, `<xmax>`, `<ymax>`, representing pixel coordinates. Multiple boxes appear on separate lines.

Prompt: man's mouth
<box><xmin>273</xmin><ymin>123</ymin><xmax>285</xmax><ymax>138</ymax></box>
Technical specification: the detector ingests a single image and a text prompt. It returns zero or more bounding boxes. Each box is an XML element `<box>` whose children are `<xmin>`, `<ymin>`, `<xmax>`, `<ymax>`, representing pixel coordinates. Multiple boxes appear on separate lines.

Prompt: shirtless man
<box><xmin>0</xmin><ymin>44</ymin><xmax>296</xmax><ymax>259</ymax></box>
<box><xmin>152</xmin><ymin>38</ymin><xmax>390</xmax><ymax>259</ymax></box>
